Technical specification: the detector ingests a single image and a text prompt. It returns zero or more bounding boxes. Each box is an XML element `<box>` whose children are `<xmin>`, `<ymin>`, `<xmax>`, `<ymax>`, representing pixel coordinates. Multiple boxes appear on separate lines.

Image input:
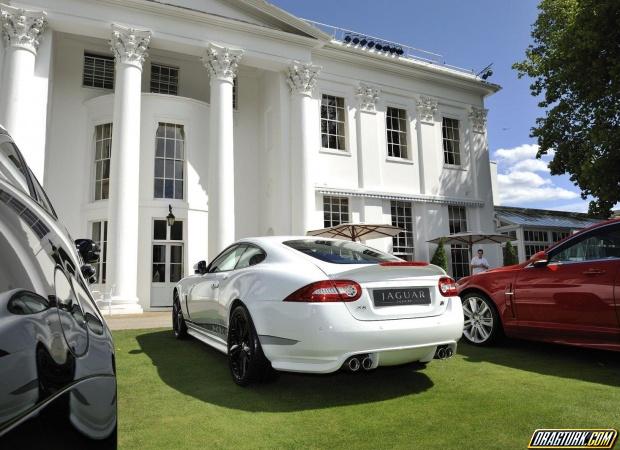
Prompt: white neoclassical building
<box><xmin>0</xmin><ymin>0</ymin><xmax>500</xmax><ymax>313</ymax></box>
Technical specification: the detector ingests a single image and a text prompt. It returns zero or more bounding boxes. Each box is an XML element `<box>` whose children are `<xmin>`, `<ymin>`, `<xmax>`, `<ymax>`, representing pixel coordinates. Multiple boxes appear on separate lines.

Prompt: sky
<box><xmin>271</xmin><ymin>0</ymin><xmax>590</xmax><ymax>213</ymax></box>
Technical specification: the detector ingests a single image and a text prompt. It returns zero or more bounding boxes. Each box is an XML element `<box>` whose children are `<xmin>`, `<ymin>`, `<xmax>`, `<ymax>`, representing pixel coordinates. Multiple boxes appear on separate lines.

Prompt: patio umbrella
<box><xmin>427</xmin><ymin>231</ymin><xmax>512</xmax><ymax>254</ymax></box>
<box><xmin>307</xmin><ymin>223</ymin><xmax>403</xmax><ymax>242</ymax></box>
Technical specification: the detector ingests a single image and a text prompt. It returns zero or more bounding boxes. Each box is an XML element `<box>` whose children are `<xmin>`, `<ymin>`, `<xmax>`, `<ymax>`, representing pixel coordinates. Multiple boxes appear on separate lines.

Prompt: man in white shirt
<box><xmin>470</xmin><ymin>248</ymin><xmax>490</xmax><ymax>275</ymax></box>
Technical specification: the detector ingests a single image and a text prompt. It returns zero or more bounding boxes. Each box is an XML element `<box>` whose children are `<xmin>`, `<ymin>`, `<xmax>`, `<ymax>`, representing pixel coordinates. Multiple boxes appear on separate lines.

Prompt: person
<box><xmin>470</xmin><ymin>248</ymin><xmax>489</xmax><ymax>275</ymax></box>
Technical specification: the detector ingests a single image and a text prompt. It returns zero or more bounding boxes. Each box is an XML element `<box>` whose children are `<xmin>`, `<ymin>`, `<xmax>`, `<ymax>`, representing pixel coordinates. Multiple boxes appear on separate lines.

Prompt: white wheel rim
<box><xmin>462</xmin><ymin>296</ymin><xmax>494</xmax><ymax>343</ymax></box>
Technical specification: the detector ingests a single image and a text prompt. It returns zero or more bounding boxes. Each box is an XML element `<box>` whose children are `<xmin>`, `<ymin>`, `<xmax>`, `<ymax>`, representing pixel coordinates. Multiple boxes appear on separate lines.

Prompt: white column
<box><xmin>202</xmin><ymin>43</ymin><xmax>243</xmax><ymax>260</ymax></box>
<box><xmin>106</xmin><ymin>25</ymin><xmax>151</xmax><ymax>313</ymax></box>
<box><xmin>0</xmin><ymin>4</ymin><xmax>46</xmax><ymax>178</ymax></box>
<box><xmin>355</xmin><ymin>83</ymin><xmax>381</xmax><ymax>189</ymax></box>
<box><xmin>415</xmin><ymin>95</ymin><xmax>438</xmax><ymax>195</ymax></box>
<box><xmin>287</xmin><ymin>61</ymin><xmax>321</xmax><ymax>235</ymax></box>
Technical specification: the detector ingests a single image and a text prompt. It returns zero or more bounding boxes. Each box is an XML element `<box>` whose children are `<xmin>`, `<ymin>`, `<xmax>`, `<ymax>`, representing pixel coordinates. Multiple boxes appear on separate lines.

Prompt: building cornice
<box><xmin>314</xmin><ymin>45</ymin><xmax>501</xmax><ymax>97</ymax></box>
<box><xmin>96</xmin><ymin>0</ymin><xmax>324</xmax><ymax>49</ymax></box>
<box><xmin>316</xmin><ymin>187</ymin><xmax>485</xmax><ymax>208</ymax></box>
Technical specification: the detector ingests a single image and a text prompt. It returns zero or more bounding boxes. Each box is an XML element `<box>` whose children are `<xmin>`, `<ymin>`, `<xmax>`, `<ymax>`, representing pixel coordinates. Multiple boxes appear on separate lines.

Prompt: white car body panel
<box><xmin>175</xmin><ymin>236</ymin><xmax>464</xmax><ymax>374</ymax></box>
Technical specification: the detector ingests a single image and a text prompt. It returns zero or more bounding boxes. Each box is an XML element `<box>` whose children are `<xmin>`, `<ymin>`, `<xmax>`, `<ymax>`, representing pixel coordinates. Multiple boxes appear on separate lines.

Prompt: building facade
<box><xmin>0</xmin><ymin>0</ymin><xmax>500</xmax><ymax>312</ymax></box>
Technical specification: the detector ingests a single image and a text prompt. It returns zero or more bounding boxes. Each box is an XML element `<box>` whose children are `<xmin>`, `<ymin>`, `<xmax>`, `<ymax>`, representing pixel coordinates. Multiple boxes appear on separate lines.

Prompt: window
<box><xmin>152</xmin><ymin>219</ymin><xmax>184</xmax><ymax>283</ymax></box>
<box><xmin>91</xmin><ymin>220</ymin><xmax>108</xmax><ymax>284</ymax></box>
<box><xmin>154</xmin><ymin>123</ymin><xmax>184</xmax><ymax>200</ymax></box>
<box><xmin>552</xmin><ymin>230</ymin><xmax>570</xmax><ymax>243</ymax></box>
<box><xmin>323</xmin><ymin>196</ymin><xmax>349</xmax><ymax>228</ymax></box>
<box><xmin>28</xmin><ymin>168</ymin><xmax>57</xmax><ymax>219</ymax></box>
<box><xmin>550</xmin><ymin>225</ymin><xmax>620</xmax><ymax>263</ymax></box>
<box><xmin>208</xmin><ymin>245</ymin><xmax>247</xmax><ymax>273</ymax></box>
<box><xmin>94</xmin><ymin>123</ymin><xmax>112</xmax><ymax>201</ymax></box>
<box><xmin>386</xmin><ymin>107</ymin><xmax>408</xmax><ymax>158</ymax></box>
<box><xmin>83</xmin><ymin>53</ymin><xmax>115</xmax><ymax>89</ymax></box>
<box><xmin>8</xmin><ymin>291</ymin><xmax>49</xmax><ymax>315</ymax></box>
<box><xmin>235</xmin><ymin>245</ymin><xmax>266</xmax><ymax>269</ymax></box>
<box><xmin>150</xmin><ymin>63</ymin><xmax>179</xmax><ymax>95</ymax></box>
<box><xmin>284</xmin><ymin>239</ymin><xmax>399</xmax><ymax>264</ymax></box>
<box><xmin>448</xmin><ymin>206</ymin><xmax>467</xmax><ymax>234</ymax></box>
<box><xmin>450</xmin><ymin>245</ymin><xmax>470</xmax><ymax>279</ymax></box>
<box><xmin>391</xmin><ymin>200</ymin><xmax>414</xmax><ymax>261</ymax></box>
<box><xmin>0</xmin><ymin>140</ymin><xmax>32</xmax><ymax>196</ymax></box>
<box><xmin>320</xmin><ymin>94</ymin><xmax>346</xmax><ymax>151</ymax></box>
<box><xmin>523</xmin><ymin>228</ymin><xmax>550</xmax><ymax>260</ymax></box>
<box><xmin>442</xmin><ymin>117</ymin><xmax>461</xmax><ymax>165</ymax></box>
<box><xmin>449</xmin><ymin>206</ymin><xmax>469</xmax><ymax>277</ymax></box>
<box><xmin>233</xmin><ymin>77</ymin><xmax>238</xmax><ymax>110</ymax></box>
<box><xmin>501</xmin><ymin>230</ymin><xmax>518</xmax><ymax>241</ymax></box>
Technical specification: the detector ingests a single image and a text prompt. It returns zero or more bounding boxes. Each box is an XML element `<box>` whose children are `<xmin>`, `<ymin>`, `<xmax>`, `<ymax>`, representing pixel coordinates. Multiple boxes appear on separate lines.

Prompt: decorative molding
<box><xmin>469</xmin><ymin>106</ymin><xmax>488</xmax><ymax>133</ymax></box>
<box><xmin>0</xmin><ymin>4</ymin><xmax>47</xmax><ymax>53</ymax></box>
<box><xmin>356</xmin><ymin>83</ymin><xmax>380</xmax><ymax>113</ymax></box>
<box><xmin>315</xmin><ymin>186</ymin><xmax>484</xmax><ymax>208</ymax></box>
<box><xmin>287</xmin><ymin>60</ymin><xmax>321</xmax><ymax>97</ymax></box>
<box><xmin>416</xmin><ymin>95</ymin><xmax>438</xmax><ymax>123</ymax></box>
<box><xmin>202</xmin><ymin>42</ymin><xmax>243</xmax><ymax>83</ymax></box>
<box><xmin>110</xmin><ymin>24</ymin><xmax>151</xmax><ymax>69</ymax></box>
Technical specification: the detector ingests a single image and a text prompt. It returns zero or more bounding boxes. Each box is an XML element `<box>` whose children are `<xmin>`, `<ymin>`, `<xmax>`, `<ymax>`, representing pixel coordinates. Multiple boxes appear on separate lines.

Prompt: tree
<box><xmin>430</xmin><ymin>239</ymin><xmax>448</xmax><ymax>272</ymax></box>
<box><xmin>503</xmin><ymin>241</ymin><xmax>518</xmax><ymax>266</ymax></box>
<box><xmin>513</xmin><ymin>0</ymin><xmax>620</xmax><ymax>217</ymax></box>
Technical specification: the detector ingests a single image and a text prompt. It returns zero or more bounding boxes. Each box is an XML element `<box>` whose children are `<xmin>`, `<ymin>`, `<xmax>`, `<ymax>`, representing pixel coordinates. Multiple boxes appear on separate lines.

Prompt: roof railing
<box><xmin>303</xmin><ymin>19</ymin><xmax>476</xmax><ymax>76</ymax></box>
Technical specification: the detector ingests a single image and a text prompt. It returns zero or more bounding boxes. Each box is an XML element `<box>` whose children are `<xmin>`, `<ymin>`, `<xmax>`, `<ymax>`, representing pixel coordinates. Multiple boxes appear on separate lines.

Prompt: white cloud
<box><xmin>493</xmin><ymin>144</ymin><xmax>580</xmax><ymax>205</ymax></box>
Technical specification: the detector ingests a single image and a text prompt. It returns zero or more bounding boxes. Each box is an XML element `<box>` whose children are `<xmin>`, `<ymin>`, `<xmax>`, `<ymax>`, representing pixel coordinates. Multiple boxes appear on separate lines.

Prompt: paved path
<box><xmin>105</xmin><ymin>311</ymin><xmax>170</xmax><ymax>331</ymax></box>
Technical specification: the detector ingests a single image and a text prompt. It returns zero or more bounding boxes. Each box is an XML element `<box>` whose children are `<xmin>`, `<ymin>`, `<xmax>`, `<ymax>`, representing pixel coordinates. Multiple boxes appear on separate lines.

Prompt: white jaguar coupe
<box><xmin>173</xmin><ymin>237</ymin><xmax>463</xmax><ymax>386</ymax></box>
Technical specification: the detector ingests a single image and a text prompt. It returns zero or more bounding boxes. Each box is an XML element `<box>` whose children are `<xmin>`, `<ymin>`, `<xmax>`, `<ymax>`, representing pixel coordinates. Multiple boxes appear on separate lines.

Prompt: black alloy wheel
<box><xmin>227</xmin><ymin>305</ymin><xmax>273</xmax><ymax>386</ymax></box>
<box><xmin>172</xmin><ymin>294</ymin><xmax>187</xmax><ymax>339</ymax></box>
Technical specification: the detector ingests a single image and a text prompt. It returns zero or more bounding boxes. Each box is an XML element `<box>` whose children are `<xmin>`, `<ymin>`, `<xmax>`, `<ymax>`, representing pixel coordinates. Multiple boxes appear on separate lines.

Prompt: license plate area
<box><xmin>372</xmin><ymin>287</ymin><xmax>431</xmax><ymax>307</ymax></box>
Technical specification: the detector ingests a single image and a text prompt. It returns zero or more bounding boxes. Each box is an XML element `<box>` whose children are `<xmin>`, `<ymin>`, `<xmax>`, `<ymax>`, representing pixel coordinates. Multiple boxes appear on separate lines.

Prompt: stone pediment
<box><xmin>157</xmin><ymin>0</ymin><xmax>328</xmax><ymax>40</ymax></box>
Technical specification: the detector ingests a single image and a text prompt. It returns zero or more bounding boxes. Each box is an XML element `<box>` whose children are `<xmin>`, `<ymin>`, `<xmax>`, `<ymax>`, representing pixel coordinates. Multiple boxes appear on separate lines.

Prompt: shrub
<box><xmin>503</xmin><ymin>241</ymin><xmax>518</xmax><ymax>266</ymax></box>
<box><xmin>430</xmin><ymin>238</ymin><xmax>448</xmax><ymax>272</ymax></box>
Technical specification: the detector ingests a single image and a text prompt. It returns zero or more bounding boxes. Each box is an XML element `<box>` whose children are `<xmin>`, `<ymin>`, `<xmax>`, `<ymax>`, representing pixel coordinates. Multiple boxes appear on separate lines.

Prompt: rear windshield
<box><xmin>284</xmin><ymin>239</ymin><xmax>400</xmax><ymax>264</ymax></box>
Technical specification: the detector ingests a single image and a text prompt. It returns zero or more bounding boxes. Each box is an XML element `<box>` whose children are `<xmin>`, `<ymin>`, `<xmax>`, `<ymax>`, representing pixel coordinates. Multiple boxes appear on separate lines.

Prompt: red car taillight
<box><xmin>438</xmin><ymin>276</ymin><xmax>458</xmax><ymax>297</ymax></box>
<box><xmin>284</xmin><ymin>280</ymin><xmax>362</xmax><ymax>303</ymax></box>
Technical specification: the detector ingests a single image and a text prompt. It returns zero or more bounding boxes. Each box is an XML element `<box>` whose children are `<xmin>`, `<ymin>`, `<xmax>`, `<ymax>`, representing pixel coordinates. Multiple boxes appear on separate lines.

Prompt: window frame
<box><xmin>448</xmin><ymin>205</ymin><xmax>468</xmax><ymax>235</ymax></box>
<box><xmin>441</xmin><ymin>116</ymin><xmax>462</xmax><ymax>167</ymax></box>
<box><xmin>90</xmin><ymin>219</ymin><xmax>108</xmax><ymax>285</ymax></box>
<box><xmin>323</xmin><ymin>195</ymin><xmax>350</xmax><ymax>228</ymax></box>
<box><xmin>207</xmin><ymin>244</ymin><xmax>247</xmax><ymax>274</ymax></box>
<box><xmin>93</xmin><ymin>123</ymin><xmax>113</xmax><ymax>202</ymax></box>
<box><xmin>82</xmin><ymin>52</ymin><xmax>115</xmax><ymax>90</ymax></box>
<box><xmin>151</xmin><ymin>218</ymin><xmax>185</xmax><ymax>284</ymax></box>
<box><xmin>234</xmin><ymin>244</ymin><xmax>267</xmax><ymax>270</ymax></box>
<box><xmin>320</xmin><ymin>93</ymin><xmax>347</xmax><ymax>152</ymax></box>
<box><xmin>150</xmin><ymin>62</ymin><xmax>179</xmax><ymax>96</ymax></box>
<box><xmin>153</xmin><ymin>122</ymin><xmax>186</xmax><ymax>201</ymax></box>
<box><xmin>385</xmin><ymin>106</ymin><xmax>409</xmax><ymax>159</ymax></box>
<box><xmin>390</xmin><ymin>200</ymin><xmax>415</xmax><ymax>261</ymax></box>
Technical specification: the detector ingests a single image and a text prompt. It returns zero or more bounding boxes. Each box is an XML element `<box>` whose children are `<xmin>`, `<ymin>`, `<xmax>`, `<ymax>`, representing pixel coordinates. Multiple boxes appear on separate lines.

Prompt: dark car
<box><xmin>0</xmin><ymin>126</ymin><xmax>116</xmax><ymax>447</ymax></box>
<box><xmin>457</xmin><ymin>219</ymin><xmax>620</xmax><ymax>352</ymax></box>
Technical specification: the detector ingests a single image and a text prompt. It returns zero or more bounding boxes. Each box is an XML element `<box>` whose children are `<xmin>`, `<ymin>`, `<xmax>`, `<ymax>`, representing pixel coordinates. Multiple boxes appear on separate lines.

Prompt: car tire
<box><xmin>172</xmin><ymin>294</ymin><xmax>188</xmax><ymax>340</ymax></box>
<box><xmin>227</xmin><ymin>305</ymin><xmax>274</xmax><ymax>386</ymax></box>
<box><xmin>461</xmin><ymin>292</ymin><xmax>501</xmax><ymax>346</ymax></box>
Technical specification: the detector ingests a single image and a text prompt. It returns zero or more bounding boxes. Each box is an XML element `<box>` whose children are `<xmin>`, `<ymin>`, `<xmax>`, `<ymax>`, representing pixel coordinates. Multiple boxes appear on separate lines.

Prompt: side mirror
<box><xmin>194</xmin><ymin>260</ymin><xmax>208</xmax><ymax>275</ymax></box>
<box><xmin>530</xmin><ymin>251</ymin><xmax>549</xmax><ymax>268</ymax></box>
<box><xmin>75</xmin><ymin>239</ymin><xmax>100</xmax><ymax>264</ymax></box>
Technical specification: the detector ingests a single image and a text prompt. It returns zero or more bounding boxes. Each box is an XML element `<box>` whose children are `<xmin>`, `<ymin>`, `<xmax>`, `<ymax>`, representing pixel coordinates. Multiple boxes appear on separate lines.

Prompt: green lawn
<box><xmin>114</xmin><ymin>328</ymin><xmax>620</xmax><ymax>449</ymax></box>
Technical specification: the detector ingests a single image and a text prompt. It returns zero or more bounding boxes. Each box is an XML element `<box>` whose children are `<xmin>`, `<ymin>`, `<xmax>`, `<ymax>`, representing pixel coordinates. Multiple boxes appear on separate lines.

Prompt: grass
<box><xmin>114</xmin><ymin>328</ymin><xmax>620</xmax><ymax>449</ymax></box>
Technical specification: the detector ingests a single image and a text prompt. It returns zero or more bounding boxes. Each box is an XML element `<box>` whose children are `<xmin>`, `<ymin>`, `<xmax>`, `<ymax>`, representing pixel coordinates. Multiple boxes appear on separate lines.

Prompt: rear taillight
<box><xmin>438</xmin><ymin>276</ymin><xmax>458</xmax><ymax>297</ymax></box>
<box><xmin>380</xmin><ymin>261</ymin><xmax>429</xmax><ymax>267</ymax></box>
<box><xmin>284</xmin><ymin>280</ymin><xmax>362</xmax><ymax>303</ymax></box>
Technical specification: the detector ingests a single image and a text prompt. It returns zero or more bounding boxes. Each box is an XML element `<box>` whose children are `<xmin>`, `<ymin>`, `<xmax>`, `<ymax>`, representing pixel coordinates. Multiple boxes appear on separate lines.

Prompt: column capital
<box><xmin>469</xmin><ymin>106</ymin><xmax>488</xmax><ymax>133</ymax></box>
<box><xmin>202</xmin><ymin>43</ymin><xmax>243</xmax><ymax>83</ymax></box>
<box><xmin>110</xmin><ymin>24</ymin><xmax>151</xmax><ymax>69</ymax></box>
<box><xmin>416</xmin><ymin>95</ymin><xmax>438</xmax><ymax>124</ymax></box>
<box><xmin>0</xmin><ymin>3</ymin><xmax>47</xmax><ymax>53</ymax></box>
<box><xmin>356</xmin><ymin>83</ymin><xmax>380</xmax><ymax>113</ymax></box>
<box><xmin>287</xmin><ymin>61</ymin><xmax>321</xmax><ymax>97</ymax></box>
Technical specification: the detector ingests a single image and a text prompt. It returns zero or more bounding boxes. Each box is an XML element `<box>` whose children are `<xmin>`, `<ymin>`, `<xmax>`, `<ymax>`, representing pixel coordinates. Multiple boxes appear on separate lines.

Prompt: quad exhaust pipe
<box><xmin>343</xmin><ymin>354</ymin><xmax>374</xmax><ymax>372</ymax></box>
<box><xmin>434</xmin><ymin>345</ymin><xmax>454</xmax><ymax>360</ymax></box>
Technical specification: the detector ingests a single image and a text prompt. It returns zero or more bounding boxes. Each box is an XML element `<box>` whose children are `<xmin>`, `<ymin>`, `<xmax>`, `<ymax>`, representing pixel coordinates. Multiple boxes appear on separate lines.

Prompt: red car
<box><xmin>456</xmin><ymin>218</ymin><xmax>620</xmax><ymax>352</ymax></box>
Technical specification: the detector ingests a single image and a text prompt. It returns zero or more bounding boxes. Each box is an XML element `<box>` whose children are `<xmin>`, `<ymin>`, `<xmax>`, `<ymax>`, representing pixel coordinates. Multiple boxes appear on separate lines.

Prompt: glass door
<box><xmin>150</xmin><ymin>219</ymin><xmax>184</xmax><ymax>307</ymax></box>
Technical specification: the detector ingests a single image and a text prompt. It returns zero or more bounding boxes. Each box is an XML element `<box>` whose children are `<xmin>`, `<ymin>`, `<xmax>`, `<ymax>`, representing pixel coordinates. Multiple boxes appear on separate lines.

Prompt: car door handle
<box><xmin>583</xmin><ymin>268</ymin><xmax>605</xmax><ymax>275</ymax></box>
<box><xmin>211</xmin><ymin>282</ymin><xmax>220</xmax><ymax>289</ymax></box>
